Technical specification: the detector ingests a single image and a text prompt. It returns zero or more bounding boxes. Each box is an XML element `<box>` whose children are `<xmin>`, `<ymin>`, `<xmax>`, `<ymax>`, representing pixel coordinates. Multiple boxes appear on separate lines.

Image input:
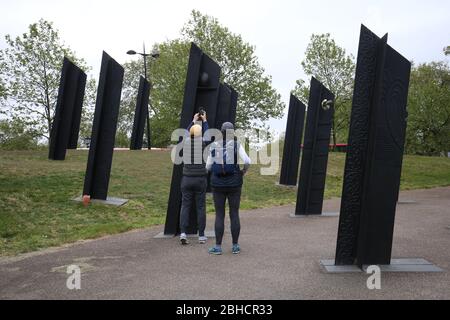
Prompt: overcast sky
<box><xmin>1</xmin><ymin>0</ymin><xmax>449</xmax><ymax>134</ymax></box>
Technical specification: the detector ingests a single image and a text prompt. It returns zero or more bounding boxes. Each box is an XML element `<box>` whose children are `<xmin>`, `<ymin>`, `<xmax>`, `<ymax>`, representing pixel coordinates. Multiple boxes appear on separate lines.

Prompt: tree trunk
<box><xmin>332</xmin><ymin>114</ymin><xmax>337</xmax><ymax>151</ymax></box>
<box><xmin>42</xmin><ymin>59</ymin><xmax>52</xmax><ymax>141</ymax></box>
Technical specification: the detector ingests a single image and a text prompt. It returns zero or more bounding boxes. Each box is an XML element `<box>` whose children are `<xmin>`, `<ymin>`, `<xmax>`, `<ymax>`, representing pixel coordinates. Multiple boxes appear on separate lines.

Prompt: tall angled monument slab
<box><xmin>295</xmin><ymin>77</ymin><xmax>334</xmax><ymax>215</ymax></box>
<box><xmin>83</xmin><ymin>52</ymin><xmax>124</xmax><ymax>200</ymax></box>
<box><xmin>49</xmin><ymin>57</ymin><xmax>87</xmax><ymax>160</ymax></box>
<box><xmin>280</xmin><ymin>94</ymin><xmax>306</xmax><ymax>186</ymax></box>
<box><xmin>164</xmin><ymin>43</ymin><xmax>221</xmax><ymax>236</ymax></box>
<box><xmin>130</xmin><ymin>77</ymin><xmax>151</xmax><ymax>150</ymax></box>
<box><xmin>228</xmin><ymin>85</ymin><xmax>238</xmax><ymax>125</ymax></box>
<box><xmin>215</xmin><ymin>84</ymin><xmax>232</xmax><ymax>129</ymax></box>
<box><xmin>335</xmin><ymin>25</ymin><xmax>411</xmax><ymax>267</ymax></box>
<box><xmin>215</xmin><ymin>83</ymin><xmax>238</xmax><ymax>129</ymax></box>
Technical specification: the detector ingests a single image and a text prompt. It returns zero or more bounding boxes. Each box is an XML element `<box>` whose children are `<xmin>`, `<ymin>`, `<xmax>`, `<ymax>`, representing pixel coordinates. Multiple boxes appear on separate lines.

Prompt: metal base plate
<box><xmin>397</xmin><ymin>200</ymin><xmax>418</xmax><ymax>204</ymax></box>
<box><xmin>320</xmin><ymin>258</ymin><xmax>443</xmax><ymax>273</ymax></box>
<box><xmin>73</xmin><ymin>196</ymin><xmax>129</xmax><ymax>207</ymax></box>
<box><xmin>275</xmin><ymin>182</ymin><xmax>298</xmax><ymax>188</ymax></box>
<box><xmin>290</xmin><ymin>212</ymin><xmax>339</xmax><ymax>218</ymax></box>
<box><xmin>320</xmin><ymin>260</ymin><xmax>362</xmax><ymax>273</ymax></box>
<box><xmin>154</xmin><ymin>230</ymin><xmax>216</xmax><ymax>239</ymax></box>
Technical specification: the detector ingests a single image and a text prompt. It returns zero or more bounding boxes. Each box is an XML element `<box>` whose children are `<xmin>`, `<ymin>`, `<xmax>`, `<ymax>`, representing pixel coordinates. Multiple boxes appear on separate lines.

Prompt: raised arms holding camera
<box><xmin>187</xmin><ymin>108</ymin><xmax>209</xmax><ymax>139</ymax></box>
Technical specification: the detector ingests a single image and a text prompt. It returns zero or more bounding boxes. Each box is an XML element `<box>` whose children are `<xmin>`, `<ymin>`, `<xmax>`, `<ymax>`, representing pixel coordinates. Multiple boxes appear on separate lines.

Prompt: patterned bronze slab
<box><xmin>335</xmin><ymin>25</ymin><xmax>411</xmax><ymax>266</ymax></box>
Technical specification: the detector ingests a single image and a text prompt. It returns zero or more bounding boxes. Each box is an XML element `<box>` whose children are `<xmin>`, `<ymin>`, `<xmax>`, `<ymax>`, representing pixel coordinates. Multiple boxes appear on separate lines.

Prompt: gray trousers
<box><xmin>213</xmin><ymin>188</ymin><xmax>242</xmax><ymax>245</ymax></box>
<box><xmin>180</xmin><ymin>176</ymin><xmax>207</xmax><ymax>236</ymax></box>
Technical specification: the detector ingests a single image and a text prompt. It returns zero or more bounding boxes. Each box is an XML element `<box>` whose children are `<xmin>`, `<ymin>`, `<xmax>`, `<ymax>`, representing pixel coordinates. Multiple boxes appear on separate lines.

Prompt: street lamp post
<box><xmin>127</xmin><ymin>43</ymin><xmax>160</xmax><ymax>150</ymax></box>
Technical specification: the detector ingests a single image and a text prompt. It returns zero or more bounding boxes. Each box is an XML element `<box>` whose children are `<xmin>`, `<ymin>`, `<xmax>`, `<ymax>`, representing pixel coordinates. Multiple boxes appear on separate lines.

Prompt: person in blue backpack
<box><xmin>206</xmin><ymin>122</ymin><xmax>251</xmax><ymax>255</ymax></box>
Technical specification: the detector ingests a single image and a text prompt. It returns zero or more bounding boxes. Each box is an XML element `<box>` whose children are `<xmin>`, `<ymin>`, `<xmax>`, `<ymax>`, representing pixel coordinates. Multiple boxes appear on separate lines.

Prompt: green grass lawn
<box><xmin>0</xmin><ymin>149</ymin><xmax>449</xmax><ymax>256</ymax></box>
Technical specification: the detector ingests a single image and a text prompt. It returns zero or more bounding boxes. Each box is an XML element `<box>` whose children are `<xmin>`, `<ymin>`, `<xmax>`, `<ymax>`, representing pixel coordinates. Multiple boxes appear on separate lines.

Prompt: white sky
<box><xmin>1</xmin><ymin>0</ymin><xmax>449</xmax><ymax>134</ymax></box>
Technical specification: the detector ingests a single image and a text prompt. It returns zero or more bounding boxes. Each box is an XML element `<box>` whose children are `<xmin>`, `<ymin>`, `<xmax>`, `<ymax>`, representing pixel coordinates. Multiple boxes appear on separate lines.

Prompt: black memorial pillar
<box><xmin>164</xmin><ymin>43</ymin><xmax>221</xmax><ymax>235</ymax></box>
<box><xmin>335</xmin><ymin>25</ymin><xmax>411</xmax><ymax>267</ymax></box>
<box><xmin>280</xmin><ymin>94</ymin><xmax>306</xmax><ymax>186</ymax></box>
<box><xmin>228</xmin><ymin>85</ymin><xmax>238</xmax><ymax>125</ymax></box>
<box><xmin>49</xmin><ymin>57</ymin><xmax>87</xmax><ymax>160</ymax></box>
<box><xmin>130</xmin><ymin>77</ymin><xmax>151</xmax><ymax>150</ymax></box>
<box><xmin>215</xmin><ymin>83</ymin><xmax>238</xmax><ymax>129</ymax></box>
<box><xmin>295</xmin><ymin>77</ymin><xmax>334</xmax><ymax>215</ymax></box>
<box><xmin>215</xmin><ymin>84</ymin><xmax>232</xmax><ymax>129</ymax></box>
<box><xmin>82</xmin><ymin>52</ymin><xmax>124</xmax><ymax>200</ymax></box>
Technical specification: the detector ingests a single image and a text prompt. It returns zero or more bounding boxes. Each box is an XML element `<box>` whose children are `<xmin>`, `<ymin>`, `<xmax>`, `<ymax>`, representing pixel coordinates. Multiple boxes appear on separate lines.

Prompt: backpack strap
<box><xmin>234</xmin><ymin>138</ymin><xmax>238</xmax><ymax>168</ymax></box>
<box><xmin>221</xmin><ymin>140</ymin><xmax>226</xmax><ymax>175</ymax></box>
<box><xmin>226</xmin><ymin>139</ymin><xmax>238</xmax><ymax>167</ymax></box>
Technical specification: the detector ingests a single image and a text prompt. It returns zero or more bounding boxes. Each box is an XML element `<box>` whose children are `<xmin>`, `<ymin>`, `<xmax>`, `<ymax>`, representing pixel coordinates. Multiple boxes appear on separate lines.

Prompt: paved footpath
<box><xmin>0</xmin><ymin>187</ymin><xmax>449</xmax><ymax>300</ymax></box>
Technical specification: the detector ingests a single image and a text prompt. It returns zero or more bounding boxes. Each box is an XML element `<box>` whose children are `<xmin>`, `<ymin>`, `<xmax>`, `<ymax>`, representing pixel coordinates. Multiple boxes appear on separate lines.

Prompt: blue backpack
<box><xmin>211</xmin><ymin>140</ymin><xmax>239</xmax><ymax>176</ymax></box>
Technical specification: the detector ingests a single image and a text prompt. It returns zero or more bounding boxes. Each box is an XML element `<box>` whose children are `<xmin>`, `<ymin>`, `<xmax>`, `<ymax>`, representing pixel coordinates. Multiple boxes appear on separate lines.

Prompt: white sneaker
<box><xmin>180</xmin><ymin>233</ymin><xmax>189</xmax><ymax>245</ymax></box>
<box><xmin>198</xmin><ymin>236</ymin><xmax>208</xmax><ymax>244</ymax></box>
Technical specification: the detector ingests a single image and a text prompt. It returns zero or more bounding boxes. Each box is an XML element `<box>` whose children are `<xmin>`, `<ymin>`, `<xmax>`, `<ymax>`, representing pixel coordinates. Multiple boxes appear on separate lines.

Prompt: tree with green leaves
<box><xmin>0</xmin><ymin>118</ymin><xmax>39</xmax><ymax>150</ymax></box>
<box><xmin>0</xmin><ymin>19</ymin><xmax>96</xmax><ymax>143</ymax></box>
<box><xmin>405</xmin><ymin>61</ymin><xmax>450</xmax><ymax>156</ymax></box>
<box><xmin>119</xmin><ymin>10</ymin><xmax>284</xmax><ymax>147</ymax></box>
<box><xmin>444</xmin><ymin>46</ymin><xmax>450</xmax><ymax>56</ymax></box>
<box><xmin>292</xmin><ymin>33</ymin><xmax>355</xmax><ymax>147</ymax></box>
<box><xmin>0</xmin><ymin>58</ymin><xmax>6</xmax><ymax>100</ymax></box>
<box><xmin>118</xmin><ymin>60</ymin><xmax>143</xmax><ymax>147</ymax></box>
<box><xmin>147</xmin><ymin>40</ymin><xmax>191</xmax><ymax>147</ymax></box>
<box><xmin>0</xmin><ymin>85</ymin><xmax>5</xmax><ymax>100</ymax></box>
<box><xmin>0</xmin><ymin>77</ymin><xmax>6</xmax><ymax>101</ymax></box>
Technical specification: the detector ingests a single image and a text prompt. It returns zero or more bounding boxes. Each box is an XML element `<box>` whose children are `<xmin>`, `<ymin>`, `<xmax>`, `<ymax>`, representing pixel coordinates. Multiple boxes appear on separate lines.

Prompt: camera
<box><xmin>198</xmin><ymin>107</ymin><xmax>206</xmax><ymax>120</ymax></box>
